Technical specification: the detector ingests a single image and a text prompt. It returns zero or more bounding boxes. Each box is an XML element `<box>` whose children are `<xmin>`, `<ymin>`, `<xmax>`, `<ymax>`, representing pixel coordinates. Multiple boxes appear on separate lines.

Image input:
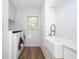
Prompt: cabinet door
<box><xmin>44</xmin><ymin>41</ymin><xmax>52</xmax><ymax>59</ymax></box>
<box><xmin>64</xmin><ymin>47</ymin><xmax>77</xmax><ymax>59</ymax></box>
<box><xmin>43</xmin><ymin>47</ymin><xmax>52</xmax><ymax>59</ymax></box>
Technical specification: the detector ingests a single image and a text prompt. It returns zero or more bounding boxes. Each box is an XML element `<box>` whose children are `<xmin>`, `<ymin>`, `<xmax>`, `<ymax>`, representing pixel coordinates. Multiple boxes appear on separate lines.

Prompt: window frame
<box><xmin>27</xmin><ymin>16</ymin><xmax>38</xmax><ymax>31</ymax></box>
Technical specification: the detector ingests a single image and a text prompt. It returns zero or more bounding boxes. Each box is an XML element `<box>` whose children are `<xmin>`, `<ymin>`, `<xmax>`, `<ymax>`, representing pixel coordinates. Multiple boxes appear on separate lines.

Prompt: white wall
<box><xmin>25</xmin><ymin>31</ymin><xmax>40</xmax><ymax>47</ymax></box>
<box><xmin>55</xmin><ymin>0</ymin><xmax>77</xmax><ymax>41</ymax></box>
<box><xmin>15</xmin><ymin>9</ymin><xmax>40</xmax><ymax>30</ymax></box>
<box><xmin>40</xmin><ymin>3</ymin><xmax>45</xmax><ymax>38</ymax></box>
<box><xmin>44</xmin><ymin>7</ymin><xmax>55</xmax><ymax>36</ymax></box>
<box><xmin>2</xmin><ymin>0</ymin><xmax>9</xmax><ymax>59</ymax></box>
<box><xmin>9</xmin><ymin>1</ymin><xmax>17</xmax><ymax>20</ymax></box>
<box><xmin>15</xmin><ymin>9</ymin><xmax>41</xmax><ymax>46</ymax></box>
<box><xmin>40</xmin><ymin>0</ymin><xmax>77</xmax><ymax>41</ymax></box>
<box><xmin>9</xmin><ymin>1</ymin><xmax>17</xmax><ymax>30</ymax></box>
<box><xmin>45</xmin><ymin>0</ymin><xmax>55</xmax><ymax>36</ymax></box>
<box><xmin>40</xmin><ymin>0</ymin><xmax>56</xmax><ymax>46</ymax></box>
<box><xmin>40</xmin><ymin>0</ymin><xmax>55</xmax><ymax>36</ymax></box>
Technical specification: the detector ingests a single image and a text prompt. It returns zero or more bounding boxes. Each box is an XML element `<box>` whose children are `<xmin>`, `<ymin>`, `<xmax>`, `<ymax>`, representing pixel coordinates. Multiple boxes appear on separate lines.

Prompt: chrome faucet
<box><xmin>49</xmin><ymin>24</ymin><xmax>56</xmax><ymax>36</ymax></box>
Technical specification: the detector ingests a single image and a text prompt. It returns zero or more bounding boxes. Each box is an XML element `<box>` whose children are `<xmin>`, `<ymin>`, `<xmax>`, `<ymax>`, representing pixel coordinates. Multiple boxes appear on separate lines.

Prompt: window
<box><xmin>27</xmin><ymin>16</ymin><xmax>38</xmax><ymax>31</ymax></box>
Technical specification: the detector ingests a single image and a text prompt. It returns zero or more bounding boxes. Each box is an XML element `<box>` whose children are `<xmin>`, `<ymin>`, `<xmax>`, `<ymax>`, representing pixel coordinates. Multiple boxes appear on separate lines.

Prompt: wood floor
<box><xmin>18</xmin><ymin>47</ymin><xmax>45</xmax><ymax>59</ymax></box>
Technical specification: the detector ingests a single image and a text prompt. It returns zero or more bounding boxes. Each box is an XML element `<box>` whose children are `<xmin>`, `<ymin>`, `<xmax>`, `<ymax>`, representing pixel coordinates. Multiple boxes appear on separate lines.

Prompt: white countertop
<box><xmin>64</xmin><ymin>40</ymin><xmax>77</xmax><ymax>52</ymax></box>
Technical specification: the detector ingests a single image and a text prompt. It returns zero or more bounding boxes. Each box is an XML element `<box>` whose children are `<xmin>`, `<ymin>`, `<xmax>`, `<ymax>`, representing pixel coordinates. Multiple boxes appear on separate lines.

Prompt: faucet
<box><xmin>49</xmin><ymin>24</ymin><xmax>56</xmax><ymax>36</ymax></box>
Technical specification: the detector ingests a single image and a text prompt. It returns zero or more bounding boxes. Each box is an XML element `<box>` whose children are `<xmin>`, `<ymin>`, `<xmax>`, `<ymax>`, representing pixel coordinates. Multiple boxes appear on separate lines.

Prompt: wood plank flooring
<box><xmin>18</xmin><ymin>47</ymin><xmax>45</xmax><ymax>59</ymax></box>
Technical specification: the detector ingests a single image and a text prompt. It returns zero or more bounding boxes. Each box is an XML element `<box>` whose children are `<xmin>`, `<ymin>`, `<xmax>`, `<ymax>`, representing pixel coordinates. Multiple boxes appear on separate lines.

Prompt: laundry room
<box><xmin>2</xmin><ymin>0</ymin><xmax>77</xmax><ymax>59</ymax></box>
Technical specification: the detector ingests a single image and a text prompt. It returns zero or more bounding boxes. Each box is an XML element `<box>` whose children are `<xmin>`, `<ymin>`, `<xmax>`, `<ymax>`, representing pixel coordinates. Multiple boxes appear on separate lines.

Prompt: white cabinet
<box><xmin>41</xmin><ymin>39</ymin><xmax>53</xmax><ymax>59</ymax></box>
<box><xmin>41</xmin><ymin>37</ymin><xmax>77</xmax><ymax>59</ymax></box>
<box><xmin>64</xmin><ymin>47</ymin><xmax>77</xmax><ymax>59</ymax></box>
<box><xmin>9</xmin><ymin>2</ymin><xmax>17</xmax><ymax>30</ymax></box>
<box><xmin>9</xmin><ymin>31</ymin><xmax>13</xmax><ymax>59</ymax></box>
<box><xmin>9</xmin><ymin>2</ymin><xmax>16</xmax><ymax>21</ymax></box>
<box><xmin>41</xmin><ymin>46</ymin><xmax>52</xmax><ymax>59</ymax></box>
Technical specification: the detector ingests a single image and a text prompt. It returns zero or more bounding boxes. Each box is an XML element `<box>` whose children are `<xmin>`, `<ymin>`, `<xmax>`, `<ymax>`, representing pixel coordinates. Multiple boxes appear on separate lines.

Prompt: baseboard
<box><xmin>24</xmin><ymin>43</ymin><xmax>40</xmax><ymax>47</ymax></box>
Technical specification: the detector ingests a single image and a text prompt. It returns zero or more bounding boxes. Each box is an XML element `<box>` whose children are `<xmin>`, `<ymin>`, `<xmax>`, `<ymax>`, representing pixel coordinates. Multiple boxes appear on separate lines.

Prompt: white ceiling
<box><xmin>9</xmin><ymin>0</ymin><xmax>44</xmax><ymax>9</ymax></box>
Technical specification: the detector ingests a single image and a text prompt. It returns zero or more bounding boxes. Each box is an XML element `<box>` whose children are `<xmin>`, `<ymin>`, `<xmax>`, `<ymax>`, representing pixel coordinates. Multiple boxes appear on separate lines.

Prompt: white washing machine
<box><xmin>9</xmin><ymin>30</ymin><xmax>25</xmax><ymax>59</ymax></box>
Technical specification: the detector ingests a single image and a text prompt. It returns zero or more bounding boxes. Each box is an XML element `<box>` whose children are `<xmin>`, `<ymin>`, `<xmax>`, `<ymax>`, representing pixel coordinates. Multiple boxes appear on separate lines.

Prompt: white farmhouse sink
<box><xmin>42</xmin><ymin>36</ymin><xmax>77</xmax><ymax>59</ymax></box>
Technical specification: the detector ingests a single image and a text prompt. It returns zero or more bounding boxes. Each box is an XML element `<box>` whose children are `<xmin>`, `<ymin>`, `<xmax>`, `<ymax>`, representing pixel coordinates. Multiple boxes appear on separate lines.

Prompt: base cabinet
<box><xmin>41</xmin><ymin>47</ymin><xmax>52</xmax><ymax>59</ymax></box>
